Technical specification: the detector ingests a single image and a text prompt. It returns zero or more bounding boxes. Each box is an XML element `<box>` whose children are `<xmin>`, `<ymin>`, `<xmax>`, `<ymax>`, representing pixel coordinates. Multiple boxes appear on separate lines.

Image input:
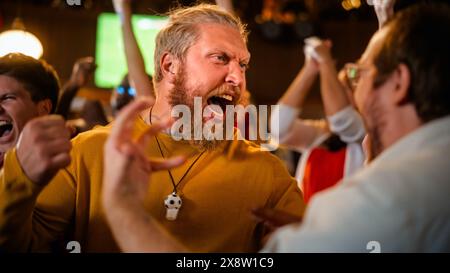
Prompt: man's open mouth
<box><xmin>207</xmin><ymin>94</ymin><xmax>234</xmax><ymax>113</ymax></box>
<box><xmin>0</xmin><ymin>120</ymin><xmax>13</xmax><ymax>138</ymax></box>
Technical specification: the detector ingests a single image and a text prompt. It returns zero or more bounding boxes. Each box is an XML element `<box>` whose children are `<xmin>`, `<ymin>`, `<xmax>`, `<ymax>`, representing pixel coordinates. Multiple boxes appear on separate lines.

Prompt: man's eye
<box><xmin>215</xmin><ymin>55</ymin><xmax>228</xmax><ymax>63</ymax></box>
<box><xmin>240</xmin><ymin>63</ymin><xmax>249</xmax><ymax>71</ymax></box>
<box><xmin>2</xmin><ymin>95</ymin><xmax>15</xmax><ymax>100</ymax></box>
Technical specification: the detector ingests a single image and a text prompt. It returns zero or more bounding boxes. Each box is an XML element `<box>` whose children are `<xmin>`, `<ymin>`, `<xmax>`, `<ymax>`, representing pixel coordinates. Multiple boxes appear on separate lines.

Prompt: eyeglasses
<box><xmin>344</xmin><ymin>63</ymin><xmax>371</xmax><ymax>92</ymax></box>
<box><xmin>116</xmin><ymin>86</ymin><xmax>136</xmax><ymax>96</ymax></box>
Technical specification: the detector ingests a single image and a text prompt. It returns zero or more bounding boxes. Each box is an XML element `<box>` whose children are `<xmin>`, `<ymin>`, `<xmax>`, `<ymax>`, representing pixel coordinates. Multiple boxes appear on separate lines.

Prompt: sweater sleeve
<box><xmin>0</xmin><ymin>149</ymin><xmax>76</xmax><ymax>252</ymax></box>
<box><xmin>268</xmin><ymin>157</ymin><xmax>306</xmax><ymax>217</ymax></box>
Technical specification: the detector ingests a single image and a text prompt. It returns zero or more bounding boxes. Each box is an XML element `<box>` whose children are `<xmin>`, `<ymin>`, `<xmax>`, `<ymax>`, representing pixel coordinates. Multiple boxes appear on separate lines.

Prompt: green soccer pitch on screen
<box><xmin>95</xmin><ymin>13</ymin><xmax>168</xmax><ymax>88</ymax></box>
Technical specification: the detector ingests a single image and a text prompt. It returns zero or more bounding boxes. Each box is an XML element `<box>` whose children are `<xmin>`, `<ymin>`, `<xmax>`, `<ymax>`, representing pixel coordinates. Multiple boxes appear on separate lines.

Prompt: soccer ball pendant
<box><xmin>164</xmin><ymin>192</ymin><xmax>182</xmax><ymax>220</ymax></box>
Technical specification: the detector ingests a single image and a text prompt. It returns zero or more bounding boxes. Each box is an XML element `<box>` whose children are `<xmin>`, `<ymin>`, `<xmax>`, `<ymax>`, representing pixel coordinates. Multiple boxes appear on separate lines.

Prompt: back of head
<box><xmin>111</xmin><ymin>74</ymin><xmax>134</xmax><ymax>115</ymax></box>
<box><xmin>0</xmin><ymin>53</ymin><xmax>60</xmax><ymax>113</ymax></box>
<box><xmin>373</xmin><ymin>3</ymin><xmax>450</xmax><ymax>122</ymax></box>
<box><xmin>153</xmin><ymin>3</ymin><xmax>248</xmax><ymax>83</ymax></box>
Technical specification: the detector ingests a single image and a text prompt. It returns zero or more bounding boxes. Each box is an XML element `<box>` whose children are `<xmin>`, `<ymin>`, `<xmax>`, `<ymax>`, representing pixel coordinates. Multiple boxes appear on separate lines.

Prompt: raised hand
<box><xmin>302</xmin><ymin>41</ymin><xmax>320</xmax><ymax>75</ymax></box>
<box><xmin>112</xmin><ymin>0</ymin><xmax>132</xmax><ymax>17</ymax></box>
<box><xmin>215</xmin><ymin>0</ymin><xmax>235</xmax><ymax>14</ymax></box>
<box><xmin>372</xmin><ymin>0</ymin><xmax>396</xmax><ymax>28</ymax></box>
<box><xmin>16</xmin><ymin>115</ymin><xmax>72</xmax><ymax>185</ymax></box>
<box><xmin>312</xmin><ymin>39</ymin><xmax>333</xmax><ymax>65</ymax></box>
<box><xmin>102</xmin><ymin>99</ymin><xmax>185</xmax><ymax>209</ymax></box>
<box><xmin>69</xmin><ymin>57</ymin><xmax>96</xmax><ymax>87</ymax></box>
<box><xmin>303</xmin><ymin>37</ymin><xmax>334</xmax><ymax>73</ymax></box>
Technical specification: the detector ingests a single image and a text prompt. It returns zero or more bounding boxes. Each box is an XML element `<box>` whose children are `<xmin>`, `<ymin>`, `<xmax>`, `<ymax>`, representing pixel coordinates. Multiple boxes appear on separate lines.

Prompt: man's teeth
<box><xmin>218</xmin><ymin>94</ymin><xmax>233</xmax><ymax>102</ymax></box>
<box><xmin>0</xmin><ymin>120</ymin><xmax>11</xmax><ymax>126</ymax></box>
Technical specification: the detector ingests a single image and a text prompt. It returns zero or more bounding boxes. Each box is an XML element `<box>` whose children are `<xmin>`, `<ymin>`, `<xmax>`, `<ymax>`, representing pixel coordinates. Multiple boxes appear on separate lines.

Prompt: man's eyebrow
<box><xmin>242</xmin><ymin>53</ymin><xmax>251</xmax><ymax>63</ymax></box>
<box><xmin>208</xmin><ymin>48</ymin><xmax>228</xmax><ymax>54</ymax></box>
<box><xmin>208</xmin><ymin>48</ymin><xmax>250</xmax><ymax>61</ymax></box>
<box><xmin>0</xmin><ymin>90</ymin><xmax>17</xmax><ymax>95</ymax></box>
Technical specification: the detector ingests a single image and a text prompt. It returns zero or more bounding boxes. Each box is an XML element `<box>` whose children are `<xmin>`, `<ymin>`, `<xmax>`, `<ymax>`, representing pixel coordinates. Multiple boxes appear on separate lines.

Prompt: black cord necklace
<box><xmin>149</xmin><ymin>107</ymin><xmax>205</xmax><ymax>220</ymax></box>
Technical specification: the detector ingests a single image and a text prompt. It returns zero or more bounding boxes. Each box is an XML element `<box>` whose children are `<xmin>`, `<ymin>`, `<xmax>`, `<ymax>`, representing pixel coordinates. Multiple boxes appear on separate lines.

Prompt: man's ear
<box><xmin>392</xmin><ymin>63</ymin><xmax>411</xmax><ymax>105</ymax></box>
<box><xmin>36</xmin><ymin>99</ymin><xmax>52</xmax><ymax>116</ymax></box>
<box><xmin>160</xmin><ymin>52</ymin><xmax>179</xmax><ymax>83</ymax></box>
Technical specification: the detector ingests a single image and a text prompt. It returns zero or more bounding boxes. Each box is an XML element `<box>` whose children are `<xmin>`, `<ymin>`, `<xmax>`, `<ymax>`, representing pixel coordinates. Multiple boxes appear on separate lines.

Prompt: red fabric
<box><xmin>302</xmin><ymin>147</ymin><xmax>346</xmax><ymax>204</ymax></box>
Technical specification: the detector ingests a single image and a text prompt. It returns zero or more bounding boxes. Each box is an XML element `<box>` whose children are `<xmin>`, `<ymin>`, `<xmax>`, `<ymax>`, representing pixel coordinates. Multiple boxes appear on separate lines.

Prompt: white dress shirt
<box><xmin>263</xmin><ymin>116</ymin><xmax>450</xmax><ymax>252</ymax></box>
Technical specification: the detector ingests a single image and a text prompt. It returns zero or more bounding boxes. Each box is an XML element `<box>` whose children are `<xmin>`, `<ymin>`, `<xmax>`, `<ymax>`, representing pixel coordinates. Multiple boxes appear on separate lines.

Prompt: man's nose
<box><xmin>225</xmin><ymin>61</ymin><xmax>244</xmax><ymax>88</ymax></box>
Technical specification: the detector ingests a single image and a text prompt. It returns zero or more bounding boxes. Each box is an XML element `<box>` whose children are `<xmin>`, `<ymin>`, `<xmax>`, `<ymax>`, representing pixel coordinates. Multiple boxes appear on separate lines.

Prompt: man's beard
<box><xmin>362</xmin><ymin>93</ymin><xmax>386</xmax><ymax>160</ymax></box>
<box><xmin>167</xmin><ymin>67</ymin><xmax>240</xmax><ymax>151</ymax></box>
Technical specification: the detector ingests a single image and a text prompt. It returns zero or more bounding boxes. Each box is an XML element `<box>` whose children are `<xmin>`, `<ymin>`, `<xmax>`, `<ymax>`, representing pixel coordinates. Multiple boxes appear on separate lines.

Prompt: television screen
<box><xmin>95</xmin><ymin>12</ymin><xmax>167</xmax><ymax>88</ymax></box>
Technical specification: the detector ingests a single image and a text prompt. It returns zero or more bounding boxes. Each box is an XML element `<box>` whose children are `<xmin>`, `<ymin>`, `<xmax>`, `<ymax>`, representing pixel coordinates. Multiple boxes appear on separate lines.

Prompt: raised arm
<box><xmin>215</xmin><ymin>0</ymin><xmax>235</xmax><ymax>15</ymax></box>
<box><xmin>372</xmin><ymin>0</ymin><xmax>396</xmax><ymax>29</ymax></box>
<box><xmin>113</xmin><ymin>0</ymin><xmax>154</xmax><ymax>98</ymax></box>
<box><xmin>0</xmin><ymin>115</ymin><xmax>73</xmax><ymax>251</ymax></box>
<box><xmin>312</xmin><ymin>40</ymin><xmax>351</xmax><ymax>117</ymax></box>
<box><xmin>306</xmin><ymin>39</ymin><xmax>365</xmax><ymax>143</ymax></box>
<box><xmin>278</xmin><ymin>53</ymin><xmax>318</xmax><ymax>109</ymax></box>
<box><xmin>56</xmin><ymin>57</ymin><xmax>95</xmax><ymax>119</ymax></box>
<box><xmin>270</xmin><ymin>45</ymin><xmax>329</xmax><ymax>151</ymax></box>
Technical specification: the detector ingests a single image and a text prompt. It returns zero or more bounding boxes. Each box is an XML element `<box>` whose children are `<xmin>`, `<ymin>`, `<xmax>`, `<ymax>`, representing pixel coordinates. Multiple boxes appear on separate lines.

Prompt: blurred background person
<box><xmin>271</xmin><ymin>39</ymin><xmax>366</xmax><ymax>204</ymax></box>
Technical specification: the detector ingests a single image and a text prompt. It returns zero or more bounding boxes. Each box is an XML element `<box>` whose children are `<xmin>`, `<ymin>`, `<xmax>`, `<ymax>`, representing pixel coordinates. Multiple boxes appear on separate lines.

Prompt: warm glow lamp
<box><xmin>0</xmin><ymin>17</ymin><xmax>43</xmax><ymax>59</ymax></box>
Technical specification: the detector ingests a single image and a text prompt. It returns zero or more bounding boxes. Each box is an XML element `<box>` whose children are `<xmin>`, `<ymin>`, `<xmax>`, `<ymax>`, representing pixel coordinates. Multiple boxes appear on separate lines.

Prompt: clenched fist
<box><xmin>16</xmin><ymin>115</ymin><xmax>72</xmax><ymax>185</ymax></box>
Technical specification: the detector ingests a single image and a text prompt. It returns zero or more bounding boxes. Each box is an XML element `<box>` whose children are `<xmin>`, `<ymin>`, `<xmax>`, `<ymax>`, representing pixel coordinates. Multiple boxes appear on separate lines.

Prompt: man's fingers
<box><xmin>110</xmin><ymin>98</ymin><xmax>153</xmax><ymax>144</ymax></box>
<box><xmin>251</xmin><ymin>208</ymin><xmax>302</xmax><ymax>227</ymax></box>
<box><xmin>49</xmin><ymin>152</ymin><xmax>71</xmax><ymax>170</ymax></box>
<box><xmin>66</xmin><ymin>123</ymin><xmax>77</xmax><ymax>137</ymax></box>
<box><xmin>42</xmin><ymin>125</ymin><xmax>72</xmax><ymax>140</ymax></box>
<box><xmin>263</xmin><ymin>221</ymin><xmax>277</xmax><ymax>232</ymax></box>
<box><xmin>117</xmin><ymin>140</ymin><xmax>151</xmax><ymax>161</ymax></box>
<box><xmin>17</xmin><ymin>115</ymin><xmax>71</xmax><ymax>150</ymax></box>
<box><xmin>30</xmin><ymin>115</ymin><xmax>66</xmax><ymax>129</ymax></box>
<box><xmin>77</xmin><ymin>56</ymin><xmax>94</xmax><ymax>64</ymax></box>
<box><xmin>137</xmin><ymin>119</ymin><xmax>173</xmax><ymax>147</ymax></box>
<box><xmin>42</xmin><ymin>138</ymin><xmax>72</xmax><ymax>156</ymax></box>
<box><xmin>118</xmin><ymin>137</ymin><xmax>185</xmax><ymax>172</ymax></box>
<box><xmin>117</xmin><ymin>142</ymin><xmax>155</xmax><ymax>171</ymax></box>
<box><xmin>148</xmin><ymin>156</ymin><xmax>186</xmax><ymax>172</ymax></box>
<box><xmin>251</xmin><ymin>208</ymin><xmax>278</xmax><ymax>232</ymax></box>
<box><xmin>251</xmin><ymin>207</ymin><xmax>276</xmax><ymax>221</ymax></box>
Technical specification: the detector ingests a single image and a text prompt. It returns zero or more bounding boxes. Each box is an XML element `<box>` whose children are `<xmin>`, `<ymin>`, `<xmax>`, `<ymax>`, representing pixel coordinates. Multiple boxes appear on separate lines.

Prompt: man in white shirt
<box><xmin>262</xmin><ymin>2</ymin><xmax>450</xmax><ymax>252</ymax></box>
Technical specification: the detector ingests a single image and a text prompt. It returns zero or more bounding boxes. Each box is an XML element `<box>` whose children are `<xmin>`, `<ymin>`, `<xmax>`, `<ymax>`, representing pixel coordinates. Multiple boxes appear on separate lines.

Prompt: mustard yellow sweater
<box><xmin>0</xmin><ymin>117</ymin><xmax>305</xmax><ymax>252</ymax></box>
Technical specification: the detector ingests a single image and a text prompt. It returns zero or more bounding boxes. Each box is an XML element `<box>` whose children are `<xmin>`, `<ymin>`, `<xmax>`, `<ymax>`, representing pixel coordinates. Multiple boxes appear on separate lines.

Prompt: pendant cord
<box><xmin>149</xmin><ymin>107</ymin><xmax>205</xmax><ymax>193</ymax></box>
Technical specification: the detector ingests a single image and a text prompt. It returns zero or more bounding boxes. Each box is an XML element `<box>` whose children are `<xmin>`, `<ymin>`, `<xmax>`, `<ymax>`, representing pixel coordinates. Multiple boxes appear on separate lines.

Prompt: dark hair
<box><xmin>0</xmin><ymin>53</ymin><xmax>60</xmax><ymax>113</ymax></box>
<box><xmin>373</xmin><ymin>3</ymin><xmax>450</xmax><ymax>122</ymax></box>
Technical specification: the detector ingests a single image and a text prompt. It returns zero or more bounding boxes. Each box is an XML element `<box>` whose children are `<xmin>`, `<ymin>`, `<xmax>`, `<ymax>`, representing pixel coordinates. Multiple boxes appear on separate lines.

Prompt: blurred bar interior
<box><xmin>0</xmin><ymin>0</ymin><xmax>426</xmax><ymax>117</ymax></box>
